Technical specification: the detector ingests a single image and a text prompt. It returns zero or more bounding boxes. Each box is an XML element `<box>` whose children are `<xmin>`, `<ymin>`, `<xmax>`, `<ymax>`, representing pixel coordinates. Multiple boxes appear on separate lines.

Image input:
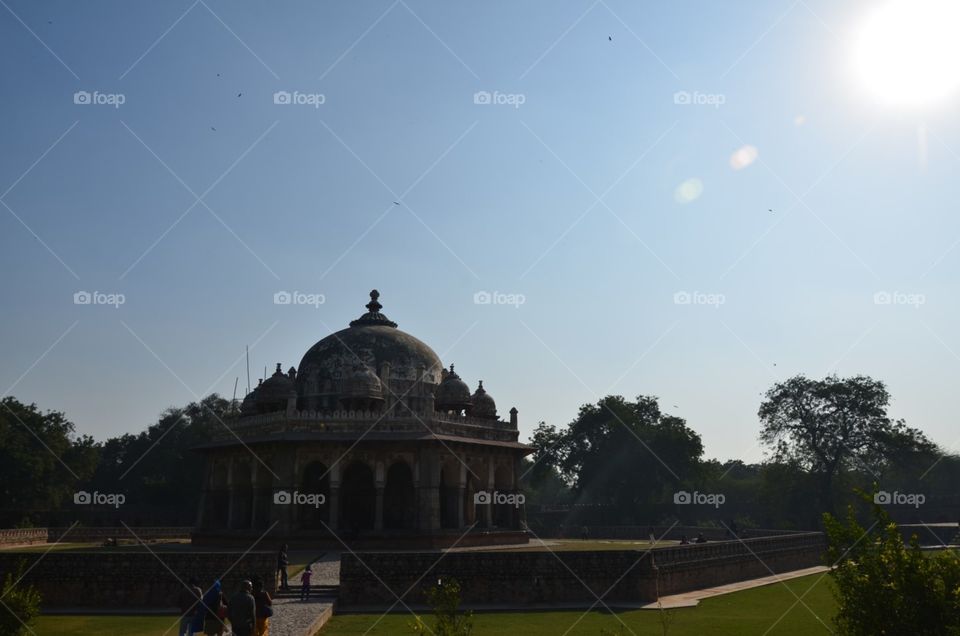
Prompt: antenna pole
<box><xmin>246</xmin><ymin>345</ymin><xmax>250</xmax><ymax>395</ymax></box>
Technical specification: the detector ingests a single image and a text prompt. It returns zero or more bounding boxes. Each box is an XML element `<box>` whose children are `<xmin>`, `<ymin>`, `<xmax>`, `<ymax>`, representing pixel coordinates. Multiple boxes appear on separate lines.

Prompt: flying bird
<box><xmin>237</xmin><ymin>92</ymin><xmax>242</xmax><ymax>97</ymax></box>
<box><xmin>393</xmin><ymin>201</ymin><xmax>400</xmax><ymax>205</ymax></box>
<box><xmin>210</xmin><ymin>127</ymin><xmax>217</xmax><ymax>131</ymax></box>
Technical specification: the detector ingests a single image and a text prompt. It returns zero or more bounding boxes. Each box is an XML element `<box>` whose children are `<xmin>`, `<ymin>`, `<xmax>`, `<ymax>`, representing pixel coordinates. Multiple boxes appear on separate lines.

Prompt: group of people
<box><xmin>178</xmin><ymin>576</ymin><xmax>273</xmax><ymax>636</ymax></box>
<box><xmin>679</xmin><ymin>533</ymin><xmax>709</xmax><ymax>545</ymax></box>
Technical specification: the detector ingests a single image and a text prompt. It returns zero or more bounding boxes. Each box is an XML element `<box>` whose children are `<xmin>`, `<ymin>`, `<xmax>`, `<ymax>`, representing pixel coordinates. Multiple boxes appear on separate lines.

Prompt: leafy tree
<box><xmin>824</xmin><ymin>493</ymin><xmax>960</xmax><ymax>635</ymax></box>
<box><xmin>758</xmin><ymin>375</ymin><xmax>931</xmax><ymax>515</ymax></box>
<box><xmin>0</xmin><ymin>561</ymin><xmax>41</xmax><ymax>635</ymax></box>
<box><xmin>410</xmin><ymin>578</ymin><xmax>473</xmax><ymax>636</ymax></box>
<box><xmin>0</xmin><ymin>398</ymin><xmax>98</xmax><ymax>526</ymax></box>
<box><xmin>539</xmin><ymin>396</ymin><xmax>703</xmax><ymax>524</ymax></box>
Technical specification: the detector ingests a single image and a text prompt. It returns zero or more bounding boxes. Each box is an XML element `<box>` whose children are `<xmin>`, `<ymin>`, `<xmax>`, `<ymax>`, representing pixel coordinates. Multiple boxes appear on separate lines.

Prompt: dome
<box><xmin>343</xmin><ymin>364</ymin><xmax>384</xmax><ymax>401</ymax></box>
<box><xmin>240</xmin><ymin>381</ymin><xmax>261</xmax><ymax>416</ymax></box>
<box><xmin>470</xmin><ymin>380</ymin><xmax>497</xmax><ymax>419</ymax></box>
<box><xmin>297</xmin><ymin>290</ymin><xmax>443</xmax><ymax>410</ymax></box>
<box><xmin>255</xmin><ymin>364</ymin><xmax>296</xmax><ymax>412</ymax></box>
<box><xmin>436</xmin><ymin>364</ymin><xmax>472</xmax><ymax>412</ymax></box>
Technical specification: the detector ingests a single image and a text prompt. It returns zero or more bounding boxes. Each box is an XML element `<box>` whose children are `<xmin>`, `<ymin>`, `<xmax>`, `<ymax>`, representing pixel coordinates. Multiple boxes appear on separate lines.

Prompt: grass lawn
<box><xmin>33</xmin><ymin>614</ymin><xmax>177</xmax><ymax>635</ymax></box>
<box><xmin>318</xmin><ymin>573</ymin><xmax>837</xmax><ymax>636</ymax></box>
<box><xmin>487</xmin><ymin>539</ymin><xmax>679</xmax><ymax>552</ymax></box>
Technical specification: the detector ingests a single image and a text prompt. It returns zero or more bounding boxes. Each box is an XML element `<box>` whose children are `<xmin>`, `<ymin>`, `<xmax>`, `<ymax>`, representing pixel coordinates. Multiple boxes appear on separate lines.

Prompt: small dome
<box><xmin>436</xmin><ymin>364</ymin><xmax>472</xmax><ymax>412</ymax></box>
<box><xmin>240</xmin><ymin>380</ymin><xmax>261</xmax><ymax>416</ymax></box>
<box><xmin>470</xmin><ymin>380</ymin><xmax>497</xmax><ymax>419</ymax></box>
<box><xmin>343</xmin><ymin>364</ymin><xmax>383</xmax><ymax>401</ymax></box>
<box><xmin>256</xmin><ymin>363</ymin><xmax>296</xmax><ymax>410</ymax></box>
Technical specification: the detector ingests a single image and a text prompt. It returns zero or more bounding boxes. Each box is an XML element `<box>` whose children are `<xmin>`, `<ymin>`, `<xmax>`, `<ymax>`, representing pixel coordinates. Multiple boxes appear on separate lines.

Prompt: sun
<box><xmin>853</xmin><ymin>0</ymin><xmax>960</xmax><ymax>107</ymax></box>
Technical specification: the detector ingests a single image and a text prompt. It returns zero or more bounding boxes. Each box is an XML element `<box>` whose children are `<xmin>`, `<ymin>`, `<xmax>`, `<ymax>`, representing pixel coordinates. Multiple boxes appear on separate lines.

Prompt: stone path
<box><xmin>268</xmin><ymin>551</ymin><xmax>340</xmax><ymax>635</ymax></box>
<box><xmin>640</xmin><ymin>565</ymin><xmax>831</xmax><ymax>609</ymax></box>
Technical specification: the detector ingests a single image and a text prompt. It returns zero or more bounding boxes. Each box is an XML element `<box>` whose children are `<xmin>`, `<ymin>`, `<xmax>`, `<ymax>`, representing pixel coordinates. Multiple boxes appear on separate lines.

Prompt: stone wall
<box><xmin>46</xmin><ymin>526</ymin><xmax>192</xmax><ymax>543</ymax></box>
<box><xmin>0</xmin><ymin>528</ymin><xmax>48</xmax><ymax>547</ymax></box>
<box><xmin>339</xmin><ymin>532</ymin><xmax>825</xmax><ymax>607</ymax></box>
<box><xmin>0</xmin><ymin>551</ymin><xmax>275</xmax><ymax>608</ymax></box>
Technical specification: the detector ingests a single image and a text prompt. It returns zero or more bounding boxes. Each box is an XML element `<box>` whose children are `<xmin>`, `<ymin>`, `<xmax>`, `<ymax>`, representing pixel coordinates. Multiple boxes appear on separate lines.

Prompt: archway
<box><xmin>340</xmin><ymin>461</ymin><xmax>376</xmax><ymax>532</ymax></box>
<box><xmin>300</xmin><ymin>461</ymin><xmax>330</xmax><ymax>530</ymax></box>
<box><xmin>384</xmin><ymin>461</ymin><xmax>415</xmax><ymax>530</ymax></box>
<box><xmin>439</xmin><ymin>464</ymin><xmax>459</xmax><ymax>529</ymax></box>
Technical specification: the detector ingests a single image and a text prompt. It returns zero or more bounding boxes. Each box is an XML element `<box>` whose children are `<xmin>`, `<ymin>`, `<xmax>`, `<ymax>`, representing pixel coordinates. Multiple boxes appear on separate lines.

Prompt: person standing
<box><xmin>277</xmin><ymin>544</ymin><xmax>290</xmax><ymax>591</ymax></box>
<box><xmin>201</xmin><ymin>580</ymin><xmax>227</xmax><ymax>636</ymax></box>
<box><xmin>228</xmin><ymin>580</ymin><xmax>256</xmax><ymax>636</ymax></box>
<box><xmin>178</xmin><ymin>578</ymin><xmax>202</xmax><ymax>636</ymax></box>
<box><xmin>300</xmin><ymin>565</ymin><xmax>312</xmax><ymax>601</ymax></box>
<box><xmin>252</xmin><ymin>576</ymin><xmax>273</xmax><ymax>636</ymax></box>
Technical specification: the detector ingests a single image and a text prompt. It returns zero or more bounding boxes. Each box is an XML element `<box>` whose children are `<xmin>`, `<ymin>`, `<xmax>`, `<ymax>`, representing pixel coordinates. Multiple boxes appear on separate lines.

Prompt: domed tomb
<box><xmin>296</xmin><ymin>290</ymin><xmax>443</xmax><ymax>414</ymax></box>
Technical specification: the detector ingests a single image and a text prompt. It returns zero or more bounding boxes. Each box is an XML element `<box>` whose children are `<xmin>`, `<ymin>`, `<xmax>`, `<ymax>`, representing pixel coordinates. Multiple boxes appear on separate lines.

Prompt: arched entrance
<box><xmin>340</xmin><ymin>461</ymin><xmax>376</xmax><ymax>532</ymax></box>
<box><xmin>300</xmin><ymin>461</ymin><xmax>330</xmax><ymax>530</ymax></box>
<box><xmin>384</xmin><ymin>461</ymin><xmax>415</xmax><ymax>530</ymax></box>
<box><xmin>439</xmin><ymin>464</ymin><xmax>459</xmax><ymax>529</ymax></box>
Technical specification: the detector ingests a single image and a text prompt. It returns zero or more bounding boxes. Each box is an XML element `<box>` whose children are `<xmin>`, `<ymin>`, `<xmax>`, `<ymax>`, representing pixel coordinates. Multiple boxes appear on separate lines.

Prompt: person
<box><xmin>277</xmin><ymin>544</ymin><xmax>289</xmax><ymax>591</ymax></box>
<box><xmin>300</xmin><ymin>564</ymin><xmax>312</xmax><ymax>601</ymax></box>
<box><xmin>695</xmin><ymin>532</ymin><xmax>708</xmax><ymax>544</ymax></box>
<box><xmin>201</xmin><ymin>579</ymin><xmax>227</xmax><ymax>636</ymax></box>
<box><xmin>679</xmin><ymin>534</ymin><xmax>690</xmax><ymax>545</ymax></box>
<box><xmin>253</xmin><ymin>576</ymin><xmax>273</xmax><ymax>636</ymax></box>
<box><xmin>580</xmin><ymin>526</ymin><xmax>588</xmax><ymax>541</ymax></box>
<box><xmin>228</xmin><ymin>580</ymin><xmax>256</xmax><ymax>636</ymax></box>
<box><xmin>178</xmin><ymin>578</ymin><xmax>202</xmax><ymax>636</ymax></box>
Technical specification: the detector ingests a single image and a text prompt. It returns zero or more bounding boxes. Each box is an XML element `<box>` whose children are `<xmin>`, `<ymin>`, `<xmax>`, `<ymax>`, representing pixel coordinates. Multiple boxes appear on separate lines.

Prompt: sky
<box><xmin>1</xmin><ymin>0</ymin><xmax>959</xmax><ymax>463</ymax></box>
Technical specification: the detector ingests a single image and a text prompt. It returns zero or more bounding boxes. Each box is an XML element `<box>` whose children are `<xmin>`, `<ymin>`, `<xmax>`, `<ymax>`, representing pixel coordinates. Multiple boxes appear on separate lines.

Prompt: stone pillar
<box><xmin>418</xmin><ymin>448</ymin><xmax>441</xmax><ymax>531</ymax></box>
<box><xmin>457</xmin><ymin>462</ymin><xmax>467</xmax><ymax>528</ymax></box>
<box><xmin>276</xmin><ymin>448</ymin><xmax>297</xmax><ymax>535</ymax></box>
<box><xmin>375</xmin><ymin>461</ymin><xmax>385</xmax><ymax>532</ymax></box>
<box><xmin>226</xmin><ymin>457</ymin><xmax>236</xmax><ymax>530</ymax></box>
<box><xmin>249</xmin><ymin>461</ymin><xmax>260</xmax><ymax>529</ymax></box>
<box><xmin>484</xmin><ymin>458</ymin><xmax>495</xmax><ymax>528</ymax></box>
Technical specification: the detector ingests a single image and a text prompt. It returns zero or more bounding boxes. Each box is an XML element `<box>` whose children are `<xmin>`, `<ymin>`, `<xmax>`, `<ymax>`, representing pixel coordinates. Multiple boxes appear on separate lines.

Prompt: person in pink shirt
<box><xmin>299</xmin><ymin>565</ymin><xmax>312</xmax><ymax>601</ymax></box>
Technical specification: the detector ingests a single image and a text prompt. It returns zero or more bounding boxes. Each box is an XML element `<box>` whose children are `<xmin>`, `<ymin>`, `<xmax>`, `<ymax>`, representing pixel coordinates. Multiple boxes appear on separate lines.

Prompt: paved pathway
<box><xmin>641</xmin><ymin>565</ymin><xmax>831</xmax><ymax>609</ymax></box>
<box><xmin>269</xmin><ymin>551</ymin><xmax>340</xmax><ymax>635</ymax></box>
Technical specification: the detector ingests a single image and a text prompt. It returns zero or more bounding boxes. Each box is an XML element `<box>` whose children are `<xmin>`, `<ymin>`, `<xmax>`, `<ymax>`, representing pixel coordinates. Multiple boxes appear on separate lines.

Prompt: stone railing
<box><xmin>0</xmin><ymin>551</ymin><xmax>275</xmax><ymax>608</ymax></box>
<box><xmin>339</xmin><ymin>532</ymin><xmax>826</xmax><ymax>607</ymax></box>
<box><xmin>0</xmin><ymin>528</ymin><xmax>48</xmax><ymax>547</ymax></box>
<box><xmin>46</xmin><ymin>526</ymin><xmax>193</xmax><ymax>543</ymax></box>
<box><xmin>212</xmin><ymin>410</ymin><xmax>519</xmax><ymax>443</ymax></box>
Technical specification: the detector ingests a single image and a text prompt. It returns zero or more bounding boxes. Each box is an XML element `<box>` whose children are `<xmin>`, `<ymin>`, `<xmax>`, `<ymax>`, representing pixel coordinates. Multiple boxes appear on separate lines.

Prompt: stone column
<box><xmin>457</xmin><ymin>462</ymin><xmax>467</xmax><ymax>528</ymax></box>
<box><xmin>226</xmin><ymin>457</ymin><xmax>236</xmax><ymax>530</ymax></box>
<box><xmin>249</xmin><ymin>461</ymin><xmax>260</xmax><ymax>529</ymax></box>
<box><xmin>484</xmin><ymin>458</ymin><xmax>495</xmax><ymax>528</ymax></box>
<box><xmin>418</xmin><ymin>448</ymin><xmax>441</xmax><ymax>531</ymax></box>
<box><xmin>374</xmin><ymin>460</ymin><xmax>385</xmax><ymax>532</ymax></box>
<box><xmin>329</xmin><ymin>460</ymin><xmax>341</xmax><ymax>533</ymax></box>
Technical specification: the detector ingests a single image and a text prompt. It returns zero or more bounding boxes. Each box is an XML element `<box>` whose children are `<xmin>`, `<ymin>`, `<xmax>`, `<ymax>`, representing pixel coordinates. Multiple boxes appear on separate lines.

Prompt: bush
<box><xmin>0</xmin><ymin>562</ymin><xmax>42</xmax><ymax>636</ymax></box>
<box><xmin>824</xmin><ymin>493</ymin><xmax>960</xmax><ymax>635</ymax></box>
<box><xmin>410</xmin><ymin>578</ymin><xmax>473</xmax><ymax>636</ymax></box>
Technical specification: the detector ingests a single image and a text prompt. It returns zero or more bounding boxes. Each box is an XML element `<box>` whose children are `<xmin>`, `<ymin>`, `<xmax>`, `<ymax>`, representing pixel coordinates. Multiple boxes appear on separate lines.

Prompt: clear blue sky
<box><xmin>2</xmin><ymin>0</ymin><xmax>959</xmax><ymax>462</ymax></box>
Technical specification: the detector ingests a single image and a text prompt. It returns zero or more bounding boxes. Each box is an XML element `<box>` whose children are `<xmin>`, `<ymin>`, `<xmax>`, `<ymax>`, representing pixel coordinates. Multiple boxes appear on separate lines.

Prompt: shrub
<box><xmin>0</xmin><ymin>562</ymin><xmax>42</xmax><ymax>636</ymax></box>
<box><xmin>410</xmin><ymin>578</ymin><xmax>473</xmax><ymax>636</ymax></box>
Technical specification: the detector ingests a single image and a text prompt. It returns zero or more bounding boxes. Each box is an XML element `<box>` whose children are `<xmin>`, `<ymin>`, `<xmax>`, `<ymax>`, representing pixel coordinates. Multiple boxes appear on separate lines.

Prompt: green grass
<box><xmin>318</xmin><ymin>573</ymin><xmax>837</xmax><ymax>636</ymax></box>
<box><xmin>33</xmin><ymin>614</ymin><xmax>177</xmax><ymax>635</ymax></box>
<box><xmin>489</xmin><ymin>539</ymin><xmax>679</xmax><ymax>552</ymax></box>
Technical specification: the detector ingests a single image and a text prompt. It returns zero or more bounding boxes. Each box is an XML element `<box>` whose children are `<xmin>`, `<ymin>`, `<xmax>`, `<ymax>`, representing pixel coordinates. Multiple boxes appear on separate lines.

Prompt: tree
<box><xmin>0</xmin><ymin>561</ymin><xmax>41</xmax><ymax>635</ymax></box>
<box><xmin>758</xmin><ymin>375</ymin><xmax>931</xmax><ymax>515</ymax></box>
<box><xmin>546</xmin><ymin>395</ymin><xmax>704</xmax><ymax>524</ymax></box>
<box><xmin>0</xmin><ymin>398</ymin><xmax>98</xmax><ymax>526</ymax></box>
<box><xmin>824</xmin><ymin>493</ymin><xmax>960</xmax><ymax>635</ymax></box>
<box><xmin>409</xmin><ymin>578</ymin><xmax>473</xmax><ymax>636</ymax></box>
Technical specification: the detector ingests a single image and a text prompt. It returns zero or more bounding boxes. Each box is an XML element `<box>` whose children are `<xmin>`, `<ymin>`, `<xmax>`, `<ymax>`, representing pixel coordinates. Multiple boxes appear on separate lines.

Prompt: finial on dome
<box><xmin>366</xmin><ymin>289</ymin><xmax>382</xmax><ymax>313</ymax></box>
<box><xmin>274</xmin><ymin>362</ymin><xmax>282</xmax><ymax>375</ymax></box>
<box><xmin>349</xmin><ymin>289</ymin><xmax>398</xmax><ymax>328</ymax></box>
